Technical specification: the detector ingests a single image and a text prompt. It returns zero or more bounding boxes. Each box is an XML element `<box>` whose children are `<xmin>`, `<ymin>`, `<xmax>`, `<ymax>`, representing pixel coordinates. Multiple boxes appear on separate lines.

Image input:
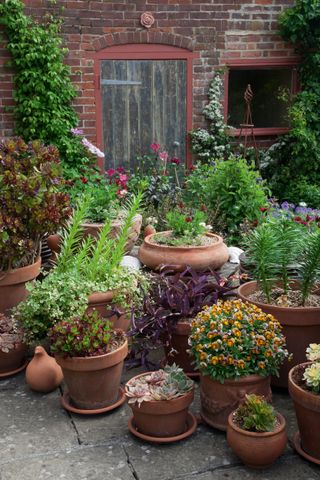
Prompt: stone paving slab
<box><xmin>0</xmin><ymin>369</ymin><xmax>319</xmax><ymax>480</ymax></box>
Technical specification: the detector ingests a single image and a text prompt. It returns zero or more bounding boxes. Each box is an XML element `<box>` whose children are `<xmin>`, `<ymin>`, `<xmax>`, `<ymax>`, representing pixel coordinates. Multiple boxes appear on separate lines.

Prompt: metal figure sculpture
<box><xmin>238</xmin><ymin>84</ymin><xmax>260</xmax><ymax>167</ymax></box>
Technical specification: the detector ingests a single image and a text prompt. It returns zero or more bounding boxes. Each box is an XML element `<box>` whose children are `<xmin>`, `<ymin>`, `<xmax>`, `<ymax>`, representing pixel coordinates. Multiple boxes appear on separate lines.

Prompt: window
<box><xmin>224</xmin><ymin>60</ymin><xmax>298</xmax><ymax>135</ymax></box>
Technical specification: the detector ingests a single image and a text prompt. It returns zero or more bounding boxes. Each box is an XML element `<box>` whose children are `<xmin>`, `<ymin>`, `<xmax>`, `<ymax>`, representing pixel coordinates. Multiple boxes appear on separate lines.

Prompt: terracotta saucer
<box><xmin>293</xmin><ymin>431</ymin><xmax>320</xmax><ymax>465</ymax></box>
<box><xmin>0</xmin><ymin>360</ymin><xmax>28</xmax><ymax>379</ymax></box>
<box><xmin>128</xmin><ymin>411</ymin><xmax>197</xmax><ymax>444</ymax></box>
<box><xmin>61</xmin><ymin>387</ymin><xmax>126</xmax><ymax>415</ymax></box>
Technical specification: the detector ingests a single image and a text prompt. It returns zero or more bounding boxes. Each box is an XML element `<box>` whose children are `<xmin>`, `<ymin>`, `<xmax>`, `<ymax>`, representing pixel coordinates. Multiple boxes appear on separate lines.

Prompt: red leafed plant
<box><xmin>0</xmin><ymin>137</ymin><xmax>71</xmax><ymax>271</ymax></box>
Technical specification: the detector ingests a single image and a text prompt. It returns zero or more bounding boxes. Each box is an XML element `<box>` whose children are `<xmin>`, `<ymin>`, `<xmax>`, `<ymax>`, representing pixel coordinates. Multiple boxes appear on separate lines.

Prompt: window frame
<box><xmin>223</xmin><ymin>58</ymin><xmax>300</xmax><ymax>137</ymax></box>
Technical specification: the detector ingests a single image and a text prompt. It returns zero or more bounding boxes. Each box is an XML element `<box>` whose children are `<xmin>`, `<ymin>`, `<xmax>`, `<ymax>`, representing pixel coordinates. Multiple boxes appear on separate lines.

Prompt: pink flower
<box><xmin>116</xmin><ymin>189</ymin><xmax>127</xmax><ymax>198</ymax></box>
<box><xmin>81</xmin><ymin>138</ymin><xmax>105</xmax><ymax>158</ymax></box>
<box><xmin>170</xmin><ymin>157</ymin><xmax>181</xmax><ymax>165</ymax></box>
<box><xmin>70</xmin><ymin>127</ymin><xmax>84</xmax><ymax>136</ymax></box>
<box><xmin>150</xmin><ymin>143</ymin><xmax>161</xmax><ymax>152</ymax></box>
<box><xmin>106</xmin><ymin>169</ymin><xmax>116</xmax><ymax>177</ymax></box>
<box><xmin>116</xmin><ymin>166</ymin><xmax>125</xmax><ymax>174</ymax></box>
<box><xmin>159</xmin><ymin>151</ymin><xmax>168</xmax><ymax>162</ymax></box>
<box><xmin>119</xmin><ymin>174</ymin><xmax>128</xmax><ymax>183</ymax></box>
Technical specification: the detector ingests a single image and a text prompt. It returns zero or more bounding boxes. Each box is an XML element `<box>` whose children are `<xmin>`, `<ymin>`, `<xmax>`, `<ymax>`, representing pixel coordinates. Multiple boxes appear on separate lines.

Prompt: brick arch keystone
<box><xmin>93</xmin><ymin>31</ymin><xmax>195</xmax><ymax>52</ymax></box>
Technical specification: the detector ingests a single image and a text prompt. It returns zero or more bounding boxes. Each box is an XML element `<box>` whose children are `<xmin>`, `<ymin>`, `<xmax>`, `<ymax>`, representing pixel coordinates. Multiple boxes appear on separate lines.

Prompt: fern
<box><xmin>300</xmin><ymin>229</ymin><xmax>320</xmax><ymax>305</ymax></box>
<box><xmin>85</xmin><ymin>220</ymin><xmax>113</xmax><ymax>282</ymax></box>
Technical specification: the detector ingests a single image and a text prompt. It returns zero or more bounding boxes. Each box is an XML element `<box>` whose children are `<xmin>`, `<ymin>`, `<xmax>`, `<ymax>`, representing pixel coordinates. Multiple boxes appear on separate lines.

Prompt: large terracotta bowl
<box><xmin>138</xmin><ymin>231</ymin><xmax>229</xmax><ymax>272</ymax></box>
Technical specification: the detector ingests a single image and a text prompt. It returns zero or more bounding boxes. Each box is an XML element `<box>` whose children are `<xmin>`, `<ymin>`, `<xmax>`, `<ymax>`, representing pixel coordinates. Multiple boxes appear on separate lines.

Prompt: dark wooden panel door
<box><xmin>101</xmin><ymin>60</ymin><xmax>187</xmax><ymax>171</ymax></box>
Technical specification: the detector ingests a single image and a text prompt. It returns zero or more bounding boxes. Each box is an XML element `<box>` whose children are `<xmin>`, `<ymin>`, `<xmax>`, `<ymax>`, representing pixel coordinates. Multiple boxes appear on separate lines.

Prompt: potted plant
<box><xmin>189</xmin><ymin>299</ymin><xmax>288</xmax><ymax>431</ymax></box>
<box><xmin>0</xmin><ymin>137</ymin><xmax>71</xmax><ymax>313</ymax></box>
<box><xmin>289</xmin><ymin>343</ymin><xmax>320</xmax><ymax>464</ymax></box>
<box><xmin>14</xmin><ymin>193</ymin><xmax>147</xmax><ymax>343</ymax></box>
<box><xmin>125</xmin><ymin>364</ymin><xmax>196</xmax><ymax>442</ymax></box>
<box><xmin>0</xmin><ymin>313</ymin><xmax>26</xmax><ymax>377</ymax></box>
<box><xmin>238</xmin><ymin>214</ymin><xmax>320</xmax><ymax>387</ymax></box>
<box><xmin>49</xmin><ymin>310</ymin><xmax>128</xmax><ymax>413</ymax></box>
<box><xmin>138</xmin><ymin>208</ymin><xmax>229</xmax><ymax>272</ymax></box>
<box><xmin>128</xmin><ymin>266</ymin><xmax>232</xmax><ymax>374</ymax></box>
<box><xmin>227</xmin><ymin>394</ymin><xmax>287</xmax><ymax>468</ymax></box>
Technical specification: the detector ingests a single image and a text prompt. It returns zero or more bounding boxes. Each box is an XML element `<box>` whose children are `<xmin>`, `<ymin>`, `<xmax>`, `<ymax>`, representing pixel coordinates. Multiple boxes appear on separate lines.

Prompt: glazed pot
<box><xmin>87</xmin><ymin>290</ymin><xmax>130</xmax><ymax>332</ymax></box>
<box><xmin>200</xmin><ymin>373</ymin><xmax>272</xmax><ymax>431</ymax></box>
<box><xmin>288</xmin><ymin>362</ymin><xmax>320</xmax><ymax>461</ymax></box>
<box><xmin>126</xmin><ymin>372</ymin><xmax>194</xmax><ymax>437</ymax></box>
<box><xmin>227</xmin><ymin>412</ymin><xmax>287</xmax><ymax>468</ymax></box>
<box><xmin>55</xmin><ymin>336</ymin><xmax>128</xmax><ymax>410</ymax></box>
<box><xmin>164</xmin><ymin>321</ymin><xmax>198</xmax><ymax>377</ymax></box>
<box><xmin>0</xmin><ymin>343</ymin><xmax>26</xmax><ymax>376</ymax></box>
<box><xmin>138</xmin><ymin>231</ymin><xmax>229</xmax><ymax>272</ymax></box>
<box><xmin>238</xmin><ymin>281</ymin><xmax>320</xmax><ymax>388</ymax></box>
<box><xmin>0</xmin><ymin>257</ymin><xmax>41</xmax><ymax>314</ymax></box>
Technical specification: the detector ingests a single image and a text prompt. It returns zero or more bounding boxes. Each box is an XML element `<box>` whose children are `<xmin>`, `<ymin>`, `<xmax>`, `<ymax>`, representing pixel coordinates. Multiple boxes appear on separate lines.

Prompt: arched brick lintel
<box><xmin>93</xmin><ymin>31</ymin><xmax>195</xmax><ymax>52</ymax></box>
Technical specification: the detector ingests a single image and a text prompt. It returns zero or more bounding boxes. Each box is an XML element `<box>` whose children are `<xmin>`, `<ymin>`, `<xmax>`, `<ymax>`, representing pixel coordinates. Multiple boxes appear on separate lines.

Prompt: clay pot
<box><xmin>238</xmin><ymin>281</ymin><xmax>320</xmax><ymax>388</ymax></box>
<box><xmin>126</xmin><ymin>372</ymin><xmax>194</xmax><ymax>437</ymax></box>
<box><xmin>227</xmin><ymin>412</ymin><xmax>287</xmax><ymax>468</ymax></box>
<box><xmin>144</xmin><ymin>225</ymin><xmax>156</xmax><ymax>238</ymax></box>
<box><xmin>200</xmin><ymin>373</ymin><xmax>272</xmax><ymax>431</ymax></box>
<box><xmin>164</xmin><ymin>321</ymin><xmax>198</xmax><ymax>376</ymax></box>
<box><xmin>289</xmin><ymin>362</ymin><xmax>320</xmax><ymax>461</ymax></box>
<box><xmin>26</xmin><ymin>346</ymin><xmax>63</xmax><ymax>393</ymax></box>
<box><xmin>55</xmin><ymin>336</ymin><xmax>128</xmax><ymax>410</ymax></box>
<box><xmin>0</xmin><ymin>257</ymin><xmax>41</xmax><ymax>314</ymax></box>
<box><xmin>87</xmin><ymin>291</ymin><xmax>130</xmax><ymax>332</ymax></box>
<box><xmin>138</xmin><ymin>231</ymin><xmax>229</xmax><ymax>272</ymax></box>
<box><xmin>0</xmin><ymin>343</ymin><xmax>26</xmax><ymax>375</ymax></box>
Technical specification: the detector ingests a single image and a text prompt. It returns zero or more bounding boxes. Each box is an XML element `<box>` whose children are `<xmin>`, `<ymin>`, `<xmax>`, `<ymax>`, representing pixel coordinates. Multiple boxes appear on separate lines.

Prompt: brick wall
<box><xmin>0</xmin><ymin>0</ymin><xmax>295</xmax><ymax>144</ymax></box>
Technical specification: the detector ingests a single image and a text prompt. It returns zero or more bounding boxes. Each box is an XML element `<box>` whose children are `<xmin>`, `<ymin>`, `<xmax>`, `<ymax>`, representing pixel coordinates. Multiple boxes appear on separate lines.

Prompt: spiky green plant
<box><xmin>299</xmin><ymin>229</ymin><xmax>320</xmax><ymax>306</ymax></box>
<box><xmin>235</xmin><ymin>394</ymin><xmax>276</xmax><ymax>432</ymax></box>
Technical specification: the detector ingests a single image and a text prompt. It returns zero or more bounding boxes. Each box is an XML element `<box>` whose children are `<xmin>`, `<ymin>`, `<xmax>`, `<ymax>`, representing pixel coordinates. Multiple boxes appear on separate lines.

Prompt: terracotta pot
<box><xmin>289</xmin><ymin>362</ymin><xmax>320</xmax><ymax>460</ymax></box>
<box><xmin>164</xmin><ymin>321</ymin><xmax>198</xmax><ymax>376</ymax></box>
<box><xmin>227</xmin><ymin>412</ymin><xmax>287</xmax><ymax>468</ymax></box>
<box><xmin>200</xmin><ymin>373</ymin><xmax>272</xmax><ymax>431</ymax></box>
<box><xmin>0</xmin><ymin>257</ymin><xmax>41</xmax><ymax>314</ymax></box>
<box><xmin>87</xmin><ymin>291</ymin><xmax>130</xmax><ymax>332</ymax></box>
<box><xmin>126</xmin><ymin>372</ymin><xmax>194</xmax><ymax>437</ymax></box>
<box><xmin>138</xmin><ymin>231</ymin><xmax>229</xmax><ymax>272</ymax></box>
<box><xmin>238</xmin><ymin>281</ymin><xmax>320</xmax><ymax>388</ymax></box>
<box><xmin>26</xmin><ymin>346</ymin><xmax>63</xmax><ymax>393</ymax></box>
<box><xmin>0</xmin><ymin>343</ymin><xmax>26</xmax><ymax>375</ymax></box>
<box><xmin>55</xmin><ymin>336</ymin><xmax>128</xmax><ymax>410</ymax></box>
<box><xmin>144</xmin><ymin>225</ymin><xmax>156</xmax><ymax>238</ymax></box>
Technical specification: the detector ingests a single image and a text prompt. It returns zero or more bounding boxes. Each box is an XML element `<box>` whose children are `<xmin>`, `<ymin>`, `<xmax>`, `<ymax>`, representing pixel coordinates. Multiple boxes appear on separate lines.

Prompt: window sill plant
<box><xmin>125</xmin><ymin>364</ymin><xmax>195</xmax><ymax>440</ymax></box>
<box><xmin>139</xmin><ymin>209</ymin><xmax>229</xmax><ymax>271</ymax></box>
<box><xmin>288</xmin><ymin>343</ymin><xmax>320</xmax><ymax>464</ymax></box>
<box><xmin>189</xmin><ymin>299</ymin><xmax>288</xmax><ymax>430</ymax></box>
<box><xmin>227</xmin><ymin>394</ymin><xmax>287</xmax><ymax>469</ymax></box>
<box><xmin>0</xmin><ymin>313</ymin><xmax>26</xmax><ymax>377</ymax></box>
<box><xmin>238</xmin><ymin>212</ymin><xmax>320</xmax><ymax>387</ymax></box>
<box><xmin>50</xmin><ymin>310</ymin><xmax>128</xmax><ymax>412</ymax></box>
<box><xmin>0</xmin><ymin>138</ymin><xmax>71</xmax><ymax>314</ymax></box>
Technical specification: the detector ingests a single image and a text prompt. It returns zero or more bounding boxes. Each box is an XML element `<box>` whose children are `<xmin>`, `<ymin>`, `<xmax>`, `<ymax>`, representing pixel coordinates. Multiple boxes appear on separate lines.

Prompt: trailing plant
<box><xmin>0</xmin><ymin>137</ymin><xmax>71</xmax><ymax>271</ymax></box>
<box><xmin>49</xmin><ymin>310</ymin><xmax>125</xmax><ymax>357</ymax></box>
<box><xmin>127</xmin><ymin>266</ymin><xmax>233</xmax><ymax>368</ymax></box>
<box><xmin>303</xmin><ymin>343</ymin><xmax>320</xmax><ymax>394</ymax></box>
<box><xmin>190</xmin><ymin>73</ymin><xmax>232</xmax><ymax>161</ymax></box>
<box><xmin>0</xmin><ymin>314</ymin><xmax>24</xmax><ymax>353</ymax></box>
<box><xmin>125</xmin><ymin>364</ymin><xmax>194</xmax><ymax>405</ymax></box>
<box><xmin>234</xmin><ymin>394</ymin><xmax>277</xmax><ymax>432</ymax></box>
<box><xmin>189</xmin><ymin>299</ymin><xmax>288</xmax><ymax>382</ymax></box>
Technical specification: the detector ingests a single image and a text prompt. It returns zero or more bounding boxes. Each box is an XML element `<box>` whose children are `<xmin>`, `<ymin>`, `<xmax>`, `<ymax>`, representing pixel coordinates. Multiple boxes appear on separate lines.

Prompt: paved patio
<box><xmin>1</xmin><ymin>366</ymin><xmax>320</xmax><ymax>480</ymax></box>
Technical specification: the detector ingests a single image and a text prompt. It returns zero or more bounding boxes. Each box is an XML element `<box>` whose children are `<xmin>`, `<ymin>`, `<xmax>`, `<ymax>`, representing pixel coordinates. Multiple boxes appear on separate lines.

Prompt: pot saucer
<box><xmin>293</xmin><ymin>431</ymin><xmax>320</xmax><ymax>465</ymax></box>
<box><xmin>0</xmin><ymin>360</ymin><xmax>28</xmax><ymax>379</ymax></box>
<box><xmin>61</xmin><ymin>387</ymin><xmax>126</xmax><ymax>415</ymax></box>
<box><xmin>128</xmin><ymin>411</ymin><xmax>197</xmax><ymax>444</ymax></box>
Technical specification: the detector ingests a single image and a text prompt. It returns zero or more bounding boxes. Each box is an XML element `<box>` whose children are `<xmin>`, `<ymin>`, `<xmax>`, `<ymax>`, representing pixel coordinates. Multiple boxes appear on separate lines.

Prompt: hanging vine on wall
<box><xmin>262</xmin><ymin>0</ymin><xmax>320</xmax><ymax>207</ymax></box>
<box><xmin>0</xmin><ymin>0</ymin><xmax>98</xmax><ymax>181</ymax></box>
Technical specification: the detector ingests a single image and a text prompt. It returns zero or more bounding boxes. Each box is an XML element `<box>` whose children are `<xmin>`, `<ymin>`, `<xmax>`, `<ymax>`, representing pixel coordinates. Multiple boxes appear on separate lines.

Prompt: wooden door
<box><xmin>101</xmin><ymin>60</ymin><xmax>187</xmax><ymax>171</ymax></box>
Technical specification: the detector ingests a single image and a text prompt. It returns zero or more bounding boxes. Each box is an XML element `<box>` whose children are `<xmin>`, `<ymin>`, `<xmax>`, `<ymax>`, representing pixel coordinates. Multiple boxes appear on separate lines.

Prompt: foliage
<box><xmin>0</xmin><ymin>314</ymin><xmax>24</xmax><ymax>353</ymax></box>
<box><xmin>127</xmin><ymin>266</ymin><xmax>234</xmax><ymax>369</ymax></box>
<box><xmin>303</xmin><ymin>343</ymin><xmax>320</xmax><ymax>394</ymax></box>
<box><xmin>189</xmin><ymin>299</ymin><xmax>288</xmax><ymax>383</ymax></box>
<box><xmin>299</xmin><ymin>229</ymin><xmax>320</xmax><ymax>305</ymax></box>
<box><xmin>125</xmin><ymin>364</ymin><xmax>194</xmax><ymax>405</ymax></box>
<box><xmin>49</xmin><ymin>310</ymin><xmax>125</xmax><ymax>357</ymax></box>
<box><xmin>190</xmin><ymin>73</ymin><xmax>232</xmax><ymax>161</ymax></box>
<box><xmin>185</xmin><ymin>158</ymin><xmax>268</xmax><ymax>244</ymax></box>
<box><xmin>262</xmin><ymin>2</ymin><xmax>320</xmax><ymax>205</ymax></box>
<box><xmin>234</xmin><ymin>394</ymin><xmax>277</xmax><ymax>432</ymax></box>
<box><xmin>262</xmin><ymin>200</ymin><xmax>320</xmax><ymax>230</ymax></box>
<box><xmin>0</xmin><ymin>137</ymin><xmax>71</xmax><ymax>270</ymax></box>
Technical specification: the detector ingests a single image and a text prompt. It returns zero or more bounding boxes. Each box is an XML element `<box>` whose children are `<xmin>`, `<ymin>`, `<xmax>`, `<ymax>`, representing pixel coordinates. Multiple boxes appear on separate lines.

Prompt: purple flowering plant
<box><xmin>262</xmin><ymin>200</ymin><xmax>320</xmax><ymax>229</ymax></box>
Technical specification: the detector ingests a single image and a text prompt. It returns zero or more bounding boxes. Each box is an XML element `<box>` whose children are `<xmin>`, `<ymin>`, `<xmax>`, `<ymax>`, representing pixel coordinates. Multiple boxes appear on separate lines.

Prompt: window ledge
<box><xmin>228</xmin><ymin>127</ymin><xmax>290</xmax><ymax>137</ymax></box>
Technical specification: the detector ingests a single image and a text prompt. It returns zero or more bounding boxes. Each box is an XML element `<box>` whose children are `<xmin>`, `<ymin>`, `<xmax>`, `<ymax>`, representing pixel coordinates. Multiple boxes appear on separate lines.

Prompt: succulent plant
<box><xmin>125</xmin><ymin>364</ymin><xmax>194</xmax><ymax>406</ymax></box>
<box><xmin>0</xmin><ymin>314</ymin><xmax>24</xmax><ymax>353</ymax></box>
<box><xmin>234</xmin><ymin>394</ymin><xmax>277</xmax><ymax>432</ymax></box>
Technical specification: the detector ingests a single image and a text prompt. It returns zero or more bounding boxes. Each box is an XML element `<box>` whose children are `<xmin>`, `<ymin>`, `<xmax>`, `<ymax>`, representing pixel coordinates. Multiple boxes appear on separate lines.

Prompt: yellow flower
<box><xmin>258</xmin><ymin>361</ymin><xmax>266</xmax><ymax>369</ymax></box>
<box><xmin>227</xmin><ymin>338</ymin><xmax>235</xmax><ymax>347</ymax></box>
<box><xmin>200</xmin><ymin>352</ymin><xmax>207</xmax><ymax>361</ymax></box>
<box><xmin>211</xmin><ymin>356</ymin><xmax>218</xmax><ymax>365</ymax></box>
